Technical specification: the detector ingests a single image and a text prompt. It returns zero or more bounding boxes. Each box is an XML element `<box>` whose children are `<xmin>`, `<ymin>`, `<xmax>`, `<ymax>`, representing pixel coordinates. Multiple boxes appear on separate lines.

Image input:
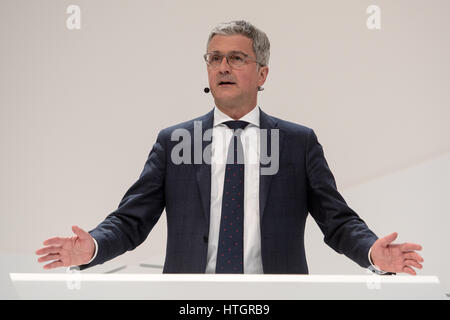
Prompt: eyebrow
<box><xmin>209</xmin><ymin>50</ymin><xmax>248</xmax><ymax>56</ymax></box>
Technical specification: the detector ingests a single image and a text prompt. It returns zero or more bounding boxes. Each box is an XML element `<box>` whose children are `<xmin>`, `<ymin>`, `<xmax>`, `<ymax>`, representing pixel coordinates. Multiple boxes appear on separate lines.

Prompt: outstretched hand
<box><xmin>370</xmin><ymin>232</ymin><xmax>424</xmax><ymax>275</ymax></box>
<box><xmin>36</xmin><ymin>226</ymin><xmax>95</xmax><ymax>270</ymax></box>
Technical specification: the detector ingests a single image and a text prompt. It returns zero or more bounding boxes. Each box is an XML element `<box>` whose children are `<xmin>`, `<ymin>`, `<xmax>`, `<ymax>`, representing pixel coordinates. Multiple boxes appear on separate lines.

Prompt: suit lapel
<box><xmin>259</xmin><ymin>108</ymin><xmax>285</xmax><ymax>222</ymax></box>
<box><xmin>193</xmin><ymin>108</ymin><xmax>214</xmax><ymax>224</ymax></box>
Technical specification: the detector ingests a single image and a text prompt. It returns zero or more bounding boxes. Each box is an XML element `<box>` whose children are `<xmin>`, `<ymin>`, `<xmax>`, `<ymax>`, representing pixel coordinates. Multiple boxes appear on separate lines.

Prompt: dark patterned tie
<box><xmin>216</xmin><ymin>120</ymin><xmax>249</xmax><ymax>273</ymax></box>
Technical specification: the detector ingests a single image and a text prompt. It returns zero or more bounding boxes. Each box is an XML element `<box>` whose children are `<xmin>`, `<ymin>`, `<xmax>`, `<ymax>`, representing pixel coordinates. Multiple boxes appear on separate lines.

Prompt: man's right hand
<box><xmin>36</xmin><ymin>225</ymin><xmax>95</xmax><ymax>270</ymax></box>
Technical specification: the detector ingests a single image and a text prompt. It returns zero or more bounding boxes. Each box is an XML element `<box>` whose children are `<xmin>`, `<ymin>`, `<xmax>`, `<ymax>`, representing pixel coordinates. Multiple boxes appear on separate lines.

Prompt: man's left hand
<box><xmin>370</xmin><ymin>232</ymin><xmax>424</xmax><ymax>275</ymax></box>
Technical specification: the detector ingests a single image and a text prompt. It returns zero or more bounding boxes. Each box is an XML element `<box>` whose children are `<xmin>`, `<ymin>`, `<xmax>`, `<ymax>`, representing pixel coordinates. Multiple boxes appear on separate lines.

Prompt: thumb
<box><xmin>72</xmin><ymin>225</ymin><xmax>90</xmax><ymax>240</ymax></box>
<box><xmin>379</xmin><ymin>232</ymin><xmax>398</xmax><ymax>247</ymax></box>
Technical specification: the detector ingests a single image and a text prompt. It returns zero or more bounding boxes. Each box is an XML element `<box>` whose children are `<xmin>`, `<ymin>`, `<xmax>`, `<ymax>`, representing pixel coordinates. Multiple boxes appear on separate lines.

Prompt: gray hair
<box><xmin>206</xmin><ymin>20</ymin><xmax>270</xmax><ymax>67</ymax></box>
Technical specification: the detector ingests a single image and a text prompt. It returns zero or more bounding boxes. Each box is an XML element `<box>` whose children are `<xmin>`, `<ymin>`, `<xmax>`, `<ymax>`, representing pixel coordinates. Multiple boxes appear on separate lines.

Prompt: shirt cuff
<box><xmin>368</xmin><ymin>246</ymin><xmax>383</xmax><ymax>272</ymax></box>
<box><xmin>86</xmin><ymin>237</ymin><xmax>98</xmax><ymax>264</ymax></box>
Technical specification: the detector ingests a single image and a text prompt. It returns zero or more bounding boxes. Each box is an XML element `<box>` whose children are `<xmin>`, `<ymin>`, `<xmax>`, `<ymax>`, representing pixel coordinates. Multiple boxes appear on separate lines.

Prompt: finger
<box><xmin>35</xmin><ymin>247</ymin><xmax>45</xmax><ymax>255</ymax></box>
<box><xmin>43</xmin><ymin>237</ymin><xmax>64</xmax><ymax>246</ymax></box>
<box><xmin>401</xmin><ymin>243</ymin><xmax>422</xmax><ymax>252</ymax></box>
<box><xmin>43</xmin><ymin>260</ymin><xmax>65</xmax><ymax>270</ymax></box>
<box><xmin>404</xmin><ymin>259</ymin><xmax>422</xmax><ymax>269</ymax></box>
<box><xmin>72</xmin><ymin>225</ymin><xmax>90</xmax><ymax>240</ymax></box>
<box><xmin>404</xmin><ymin>252</ymin><xmax>424</xmax><ymax>262</ymax></box>
<box><xmin>402</xmin><ymin>266</ymin><xmax>416</xmax><ymax>276</ymax></box>
<box><xmin>35</xmin><ymin>246</ymin><xmax>62</xmax><ymax>256</ymax></box>
<box><xmin>37</xmin><ymin>253</ymin><xmax>60</xmax><ymax>263</ymax></box>
<box><xmin>379</xmin><ymin>232</ymin><xmax>398</xmax><ymax>247</ymax></box>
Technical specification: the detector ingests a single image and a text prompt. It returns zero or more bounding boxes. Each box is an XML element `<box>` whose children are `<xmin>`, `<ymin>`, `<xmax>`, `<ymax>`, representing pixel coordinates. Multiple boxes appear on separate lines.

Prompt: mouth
<box><xmin>218</xmin><ymin>81</ymin><xmax>236</xmax><ymax>87</ymax></box>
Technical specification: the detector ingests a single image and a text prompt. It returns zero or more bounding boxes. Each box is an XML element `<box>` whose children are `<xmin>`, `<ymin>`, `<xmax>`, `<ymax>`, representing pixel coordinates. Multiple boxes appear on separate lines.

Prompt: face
<box><xmin>206</xmin><ymin>34</ymin><xmax>268</xmax><ymax>110</ymax></box>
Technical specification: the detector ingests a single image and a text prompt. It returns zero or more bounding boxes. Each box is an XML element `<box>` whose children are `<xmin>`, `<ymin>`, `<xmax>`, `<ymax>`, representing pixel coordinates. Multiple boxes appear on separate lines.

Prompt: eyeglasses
<box><xmin>203</xmin><ymin>51</ymin><xmax>262</xmax><ymax>69</ymax></box>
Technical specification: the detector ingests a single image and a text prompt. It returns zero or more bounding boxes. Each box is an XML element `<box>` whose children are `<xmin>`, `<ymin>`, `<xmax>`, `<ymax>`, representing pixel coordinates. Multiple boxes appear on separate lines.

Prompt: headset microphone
<box><xmin>204</xmin><ymin>87</ymin><xmax>210</xmax><ymax>93</ymax></box>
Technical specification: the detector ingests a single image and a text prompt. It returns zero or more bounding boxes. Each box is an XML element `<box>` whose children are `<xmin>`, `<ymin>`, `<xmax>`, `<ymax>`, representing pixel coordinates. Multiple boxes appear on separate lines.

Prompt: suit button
<box><xmin>203</xmin><ymin>236</ymin><xmax>208</xmax><ymax>243</ymax></box>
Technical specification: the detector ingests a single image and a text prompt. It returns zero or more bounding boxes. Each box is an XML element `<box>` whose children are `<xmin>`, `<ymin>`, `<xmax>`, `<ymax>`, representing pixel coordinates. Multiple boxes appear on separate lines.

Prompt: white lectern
<box><xmin>9</xmin><ymin>273</ymin><xmax>446</xmax><ymax>299</ymax></box>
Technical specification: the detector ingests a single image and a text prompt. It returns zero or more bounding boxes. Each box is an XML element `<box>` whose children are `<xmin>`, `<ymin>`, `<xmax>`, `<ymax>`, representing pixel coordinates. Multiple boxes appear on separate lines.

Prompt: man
<box><xmin>36</xmin><ymin>20</ymin><xmax>424</xmax><ymax>275</ymax></box>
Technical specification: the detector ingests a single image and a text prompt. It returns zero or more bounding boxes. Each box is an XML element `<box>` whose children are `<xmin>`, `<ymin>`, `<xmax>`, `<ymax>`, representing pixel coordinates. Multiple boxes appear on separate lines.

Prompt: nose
<box><xmin>218</xmin><ymin>55</ymin><xmax>231</xmax><ymax>73</ymax></box>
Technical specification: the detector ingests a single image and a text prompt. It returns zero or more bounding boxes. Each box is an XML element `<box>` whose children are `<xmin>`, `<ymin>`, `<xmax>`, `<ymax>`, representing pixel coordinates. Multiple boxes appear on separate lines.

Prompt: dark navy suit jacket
<box><xmin>80</xmin><ymin>107</ymin><xmax>378</xmax><ymax>273</ymax></box>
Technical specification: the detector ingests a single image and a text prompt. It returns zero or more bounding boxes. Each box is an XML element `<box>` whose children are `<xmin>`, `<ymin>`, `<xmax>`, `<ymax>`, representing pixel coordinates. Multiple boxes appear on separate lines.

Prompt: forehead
<box><xmin>208</xmin><ymin>34</ymin><xmax>254</xmax><ymax>55</ymax></box>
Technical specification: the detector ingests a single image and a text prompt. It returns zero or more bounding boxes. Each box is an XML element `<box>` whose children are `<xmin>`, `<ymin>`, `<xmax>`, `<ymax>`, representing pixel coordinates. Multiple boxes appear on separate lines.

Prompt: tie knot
<box><xmin>223</xmin><ymin>120</ymin><xmax>249</xmax><ymax>131</ymax></box>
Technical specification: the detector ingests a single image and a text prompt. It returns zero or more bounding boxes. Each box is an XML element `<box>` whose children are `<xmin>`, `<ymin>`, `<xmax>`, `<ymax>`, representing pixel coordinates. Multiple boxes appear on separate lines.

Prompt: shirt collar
<box><xmin>213</xmin><ymin>105</ymin><xmax>260</xmax><ymax>128</ymax></box>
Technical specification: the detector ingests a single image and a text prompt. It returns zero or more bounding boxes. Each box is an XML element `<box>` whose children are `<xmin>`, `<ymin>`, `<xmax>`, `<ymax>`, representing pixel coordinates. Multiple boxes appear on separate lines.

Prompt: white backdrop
<box><xmin>1</xmin><ymin>0</ymin><xmax>449</xmax><ymax>293</ymax></box>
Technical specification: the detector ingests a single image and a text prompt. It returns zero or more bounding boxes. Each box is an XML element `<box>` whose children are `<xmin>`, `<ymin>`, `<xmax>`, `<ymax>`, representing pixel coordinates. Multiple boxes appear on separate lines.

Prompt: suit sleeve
<box><xmin>305</xmin><ymin>128</ymin><xmax>378</xmax><ymax>268</ymax></box>
<box><xmin>79</xmin><ymin>129</ymin><xmax>167</xmax><ymax>270</ymax></box>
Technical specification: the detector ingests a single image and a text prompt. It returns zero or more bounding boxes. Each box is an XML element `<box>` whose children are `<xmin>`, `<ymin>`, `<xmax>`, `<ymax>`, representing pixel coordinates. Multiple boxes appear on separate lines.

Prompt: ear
<box><xmin>257</xmin><ymin>65</ymin><xmax>269</xmax><ymax>88</ymax></box>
